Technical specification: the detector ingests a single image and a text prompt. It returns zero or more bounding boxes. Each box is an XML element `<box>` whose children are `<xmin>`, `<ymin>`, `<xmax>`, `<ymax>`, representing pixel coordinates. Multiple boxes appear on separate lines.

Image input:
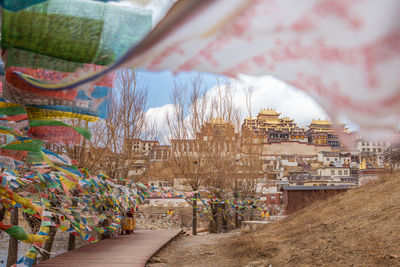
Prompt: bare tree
<box><xmin>245</xmin><ymin>84</ymin><xmax>255</xmax><ymax>119</ymax></box>
<box><xmin>203</xmin><ymin>81</ymin><xmax>242</xmax><ymax>232</ymax></box>
<box><xmin>167</xmin><ymin>75</ymin><xmax>211</xmax><ymax>235</ymax></box>
<box><xmin>236</xmin><ymin>83</ymin><xmax>264</xmax><ymax>223</ymax></box>
<box><xmin>60</xmin><ymin>69</ymin><xmax>152</xmax><ymax>183</ymax></box>
<box><xmin>168</xmin><ymin>77</ymin><xmax>261</xmax><ymax>233</ymax></box>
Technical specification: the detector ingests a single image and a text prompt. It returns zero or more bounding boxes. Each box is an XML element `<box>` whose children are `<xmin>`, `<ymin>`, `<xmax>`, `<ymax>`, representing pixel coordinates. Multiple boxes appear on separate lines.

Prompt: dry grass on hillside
<box><xmin>225</xmin><ymin>173</ymin><xmax>400</xmax><ymax>266</ymax></box>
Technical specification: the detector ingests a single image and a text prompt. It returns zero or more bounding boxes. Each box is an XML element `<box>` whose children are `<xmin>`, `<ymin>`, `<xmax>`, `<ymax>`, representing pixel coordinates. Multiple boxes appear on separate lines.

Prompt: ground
<box><xmin>147</xmin><ymin>231</ymin><xmax>242</xmax><ymax>267</ymax></box>
<box><xmin>148</xmin><ymin>173</ymin><xmax>400</xmax><ymax>267</ymax></box>
<box><xmin>4</xmin><ymin>173</ymin><xmax>400</xmax><ymax>266</ymax></box>
<box><xmin>224</xmin><ymin>174</ymin><xmax>400</xmax><ymax>266</ymax></box>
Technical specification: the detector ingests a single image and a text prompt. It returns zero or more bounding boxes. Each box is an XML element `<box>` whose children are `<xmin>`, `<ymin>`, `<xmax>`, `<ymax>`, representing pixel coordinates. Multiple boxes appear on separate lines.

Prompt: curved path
<box><xmin>36</xmin><ymin>230</ymin><xmax>182</xmax><ymax>267</ymax></box>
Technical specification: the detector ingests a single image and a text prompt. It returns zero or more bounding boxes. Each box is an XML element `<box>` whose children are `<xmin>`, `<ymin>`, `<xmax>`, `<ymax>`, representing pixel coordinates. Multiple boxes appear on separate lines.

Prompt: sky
<box><xmin>130</xmin><ymin>0</ymin><xmax>330</xmax><ymax>137</ymax></box>
<box><xmin>129</xmin><ymin>0</ymin><xmax>351</xmax><ymax>143</ymax></box>
<box><xmin>139</xmin><ymin>71</ymin><xmax>333</xmax><ymax>143</ymax></box>
<box><xmin>119</xmin><ymin>0</ymin><xmax>379</xmax><ymax>143</ymax></box>
<box><xmin>136</xmin><ymin>70</ymin><xmax>227</xmax><ymax>109</ymax></box>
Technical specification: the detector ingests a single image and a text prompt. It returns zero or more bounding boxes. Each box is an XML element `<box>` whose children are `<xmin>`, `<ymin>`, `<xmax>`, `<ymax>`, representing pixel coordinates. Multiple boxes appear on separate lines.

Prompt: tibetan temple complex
<box><xmin>242</xmin><ymin>108</ymin><xmax>347</xmax><ymax>148</ymax></box>
<box><xmin>307</xmin><ymin>119</ymin><xmax>348</xmax><ymax>148</ymax></box>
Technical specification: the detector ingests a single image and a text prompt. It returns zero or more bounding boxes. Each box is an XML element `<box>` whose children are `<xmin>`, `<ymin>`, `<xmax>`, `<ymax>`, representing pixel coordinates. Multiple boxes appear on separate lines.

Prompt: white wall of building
<box><xmin>317</xmin><ymin>167</ymin><xmax>351</xmax><ymax>178</ymax></box>
<box><xmin>317</xmin><ymin>152</ymin><xmax>350</xmax><ymax>167</ymax></box>
<box><xmin>356</xmin><ymin>140</ymin><xmax>388</xmax><ymax>153</ymax></box>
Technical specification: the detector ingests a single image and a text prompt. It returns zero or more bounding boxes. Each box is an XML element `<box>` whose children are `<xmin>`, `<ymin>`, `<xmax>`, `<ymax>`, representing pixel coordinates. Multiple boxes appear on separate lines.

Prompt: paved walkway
<box><xmin>36</xmin><ymin>230</ymin><xmax>182</xmax><ymax>267</ymax></box>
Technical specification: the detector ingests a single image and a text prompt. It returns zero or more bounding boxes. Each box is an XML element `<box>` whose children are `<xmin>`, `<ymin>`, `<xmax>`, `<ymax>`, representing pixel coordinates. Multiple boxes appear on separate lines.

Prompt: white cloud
<box><xmin>207</xmin><ymin>74</ymin><xmax>328</xmax><ymax>128</ymax></box>
<box><xmin>145</xmin><ymin>103</ymin><xmax>174</xmax><ymax>143</ymax></box>
<box><xmin>147</xmin><ymin>74</ymin><xmax>352</xmax><ymax>143</ymax></box>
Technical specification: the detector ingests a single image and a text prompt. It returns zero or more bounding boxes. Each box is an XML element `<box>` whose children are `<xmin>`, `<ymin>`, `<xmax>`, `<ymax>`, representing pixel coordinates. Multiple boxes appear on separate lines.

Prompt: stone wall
<box><xmin>263</xmin><ymin>142</ymin><xmax>333</xmax><ymax>156</ymax></box>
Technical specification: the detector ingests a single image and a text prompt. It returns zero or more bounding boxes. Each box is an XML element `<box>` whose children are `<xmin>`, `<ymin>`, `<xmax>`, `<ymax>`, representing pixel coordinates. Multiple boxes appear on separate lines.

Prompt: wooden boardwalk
<box><xmin>36</xmin><ymin>230</ymin><xmax>182</xmax><ymax>267</ymax></box>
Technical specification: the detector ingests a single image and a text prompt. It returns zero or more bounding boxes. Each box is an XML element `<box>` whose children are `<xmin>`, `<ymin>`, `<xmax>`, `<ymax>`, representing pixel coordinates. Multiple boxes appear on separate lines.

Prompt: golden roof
<box><xmin>259</xmin><ymin>108</ymin><xmax>280</xmax><ymax>116</ymax></box>
<box><xmin>310</xmin><ymin>119</ymin><xmax>332</xmax><ymax>125</ymax></box>
<box><xmin>282</xmin><ymin>117</ymin><xmax>294</xmax><ymax>121</ymax></box>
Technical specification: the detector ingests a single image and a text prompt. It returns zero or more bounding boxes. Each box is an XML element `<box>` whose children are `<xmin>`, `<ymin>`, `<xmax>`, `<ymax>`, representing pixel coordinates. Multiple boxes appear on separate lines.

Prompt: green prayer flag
<box><xmin>6</xmin><ymin>225</ymin><xmax>29</xmax><ymax>240</ymax></box>
<box><xmin>1</xmin><ymin>139</ymin><xmax>43</xmax><ymax>152</ymax></box>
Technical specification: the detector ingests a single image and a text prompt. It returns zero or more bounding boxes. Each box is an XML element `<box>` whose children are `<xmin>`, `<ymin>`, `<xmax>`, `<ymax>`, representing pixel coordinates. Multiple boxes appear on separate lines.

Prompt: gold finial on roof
<box><xmin>259</xmin><ymin>107</ymin><xmax>280</xmax><ymax>116</ymax></box>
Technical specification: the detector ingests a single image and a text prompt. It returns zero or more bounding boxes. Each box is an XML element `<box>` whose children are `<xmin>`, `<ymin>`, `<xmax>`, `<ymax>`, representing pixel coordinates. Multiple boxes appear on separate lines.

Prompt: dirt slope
<box><xmin>226</xmin><ymin>174</ymin><xmax>400</xmax><ymax>266</ymax></box>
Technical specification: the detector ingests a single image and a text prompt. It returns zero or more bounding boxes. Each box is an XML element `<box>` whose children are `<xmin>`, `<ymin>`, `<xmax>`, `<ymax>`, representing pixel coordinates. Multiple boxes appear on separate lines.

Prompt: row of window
<box><xmin>326</xmin><ymin>157</ymin><xmax>349</xmax><ymax>162</ymax></box>
<box><xmin>361</xmin><ymin>141</ymin><xmax>386</xmax><ymax>146</ymax></box>
<box><xmin>362</xmin><ymin>148</ymin><xmax>382</xmax><ymax>152</ymax></box>
<box><xmin>270</xmin><ymin>134</ymin><xmax>289</xmax><ymax>138</ymax></box>
<box><xmin>330</xmin><ymin>169</ymin><xmax>349</xmax><ymax>175</ymax></box>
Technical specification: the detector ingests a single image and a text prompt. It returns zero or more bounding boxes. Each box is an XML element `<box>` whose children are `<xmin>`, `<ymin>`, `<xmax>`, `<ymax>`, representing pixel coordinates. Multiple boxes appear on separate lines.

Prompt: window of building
<box><xmin>338</xmin><ymin>170</ymin><xmax>342</xmax><ymax>175</ymax></box>
<box><xmin>344</xmin><ymin>170</ymin><xmax>348</xmax><ymax>175</ymax></box>
<box><xmin>331</xmin><ymin>170</ymin><xmax>335</xmax><ymax>175</ymax></box>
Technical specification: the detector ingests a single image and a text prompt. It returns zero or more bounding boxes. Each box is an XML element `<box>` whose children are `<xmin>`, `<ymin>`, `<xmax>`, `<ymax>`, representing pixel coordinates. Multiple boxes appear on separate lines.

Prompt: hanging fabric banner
<box><xmin>3</xmin><ymin>67</ymin><xmax>112</xmax><ymax>119</ymax></box>
<box><xmin>0</xmin><ymin>149</ymin><xmax>28</xmax><ymax>161</ymax></box>
<box><xmin>4</xmin><ymin>48</ymin><xmax>83</xmax><ymax>73</ymax></box>
<box><xmin>0</xmin><ymin>102</ymin><xmax>28</xmax><ymax>123</ymax></box>
<box><xmin>27</xmin><ymin>120</ymin><xmax>90</xmax><ymax>144</ymax></box>
<box><xmin>0</xmin><ymin>221</ymin><xmax>49</xmax><ymax>243</ymax></box>
<box><xmin>27</xmin><ymin>126</ymin><xmax>84</xmax><ymax>144</ymax></box>
<box><xmin>25</xmin><ymin>106</ymin><xmax>99</xmax><ymax>122</ymax></box>
<box><xmin>0</xmin><ymin>0</ymin><xmax>48</xmax><ymax>11</ymax></box>
<box><xmin>1</xmin><ymin>0</ymin><xmax>152</xmax><ymax>65</ymax></box>
<box><xmin>1</xmin><ymin>139</ymin><xmax>43</xmax><ymax>152</ymax></box>
<box><xmin>14</xmin><ymin>0</ymin><xmax>400</xmax><ymax>139</ymax></box>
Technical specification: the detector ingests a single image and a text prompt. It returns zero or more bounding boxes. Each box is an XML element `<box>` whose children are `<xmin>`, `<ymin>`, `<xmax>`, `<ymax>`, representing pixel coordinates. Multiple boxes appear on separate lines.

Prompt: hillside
<box><xmin>226</xmin><ymin>173</ymin><xmax>400</xmax><ymax>266</ymax></box>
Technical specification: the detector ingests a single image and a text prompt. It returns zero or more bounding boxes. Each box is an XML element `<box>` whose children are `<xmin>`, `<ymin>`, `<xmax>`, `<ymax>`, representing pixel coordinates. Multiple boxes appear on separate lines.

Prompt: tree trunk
<box><xmin>235</xmin><ymin>209</ymin><xmax>239</xmax><ymax>228</ymax></box>
<box><xmin>68</xmin><ymin>197</ymin><xmax>78</xmax><ymax>251</ymax></box>
<box><xmin>100</xmin><ymin>217</ymin><xmax>110</xmax><ymax>240</ymax></box>
<box><xmin>208</xmin><ymin>203</ymin><xmax>219</xmax><ymax>233</ymax></box>
<box><xmin>67</xmin><ymin>231</ymin><xmax>76</xmax><ymax>251</ymax></box>
<box><xmin>42</xmin><ymin>226</ymin><xmax>57</xmax><ymax>261</ymax></box>
<box><xmin>221</xmin><ymin>203</ymin><xmax>228</xmax><ymax>232</ymax></box>
<box><xmin>192</xmin><ymin>192</ymin><xmax>197</xmax><ymax>235</ymax></box>
<box><xmin>6</xmin><ymin>208</ymin><xmax>18</xmax><ymax>267</ymax></box>
<box><xmin>234</xmin><ymin>192</ymin><xmax>239</xmax><ymax>228</ymax></box>
<box><xmin>0</xmin><ymin>203</ymin><xmax>6</xmax><ymax>221</ymax></box>
<box><xmin>250</xmin><ymin>207</ymin><xmax>254</xmax><ymax>221</ymax></box>
<box><xmin>234</xmin><ymin>188</ymin><xmax>239</xmax><ymax>228</ymax></box>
